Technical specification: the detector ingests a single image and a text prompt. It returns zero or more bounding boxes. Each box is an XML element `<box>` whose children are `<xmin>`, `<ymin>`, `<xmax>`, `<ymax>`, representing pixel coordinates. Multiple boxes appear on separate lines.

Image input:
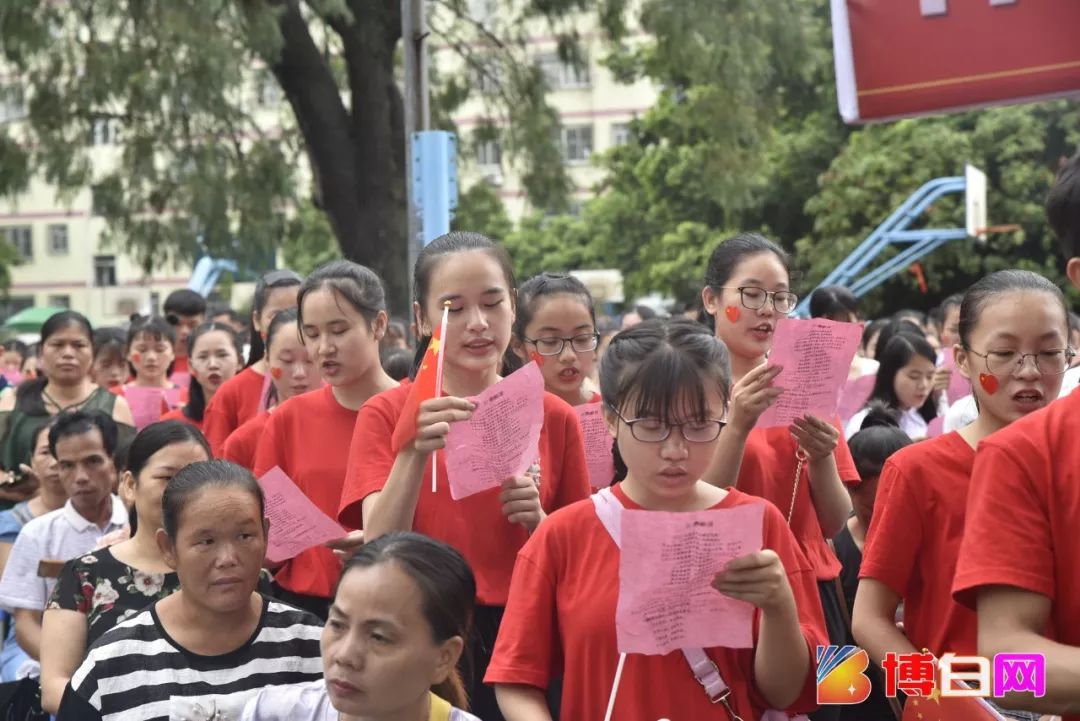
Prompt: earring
<box><xmin>979</xmin><ymin>373</ymin><xmax>999</xmax><ymax>395</ymax></box>
<box><xmin>724</xmin><ymin>306</ymin><xmax>741</xmax><ymax>323</ymax></box>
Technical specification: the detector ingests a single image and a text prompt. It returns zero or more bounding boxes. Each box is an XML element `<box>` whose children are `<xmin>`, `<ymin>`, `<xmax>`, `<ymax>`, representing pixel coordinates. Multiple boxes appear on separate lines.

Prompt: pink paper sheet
<box><xmin>942</xmin><ymin>348</ymin><xmax>972</xmax><ymax>404</ymax></box>
<box><xmin>445</xmin><ymin>362</ymin><xmax>545</xmax><ymax>500</ymax></box>
<box><xmin>616</xmin><ymin>503</ymin><xmax>765</xmax><ymax>655</ymax></box>
<box><xmin>125</xmin><ymin>386</ymin><xmax>166</xmax><ymax>430</ymax></box>
<box><xmin>838</xmin><ymin>373</ymin><xmax>877</xmax><ymax>423</ymax></box>
<box><xmin>574</xmin><ymin>403</ymin><xmax>615</xmax><ymax>490</ymax></box>
<box><xmin>757</xmin><ymin>318</ymin><xmax>863</xmax><ymax>428</ymax></box>
<box><xmin>258</xmin><ymin>466</ymin><xmax>346</xmax><ymax>565</ymax></box>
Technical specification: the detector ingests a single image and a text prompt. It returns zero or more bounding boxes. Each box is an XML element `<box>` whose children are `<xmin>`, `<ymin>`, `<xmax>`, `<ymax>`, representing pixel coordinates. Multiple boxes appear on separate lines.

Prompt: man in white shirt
<box><xmin>0</xmin><ymin>410</ymin><xmax>127</xmax><ymax>665</ymax></box>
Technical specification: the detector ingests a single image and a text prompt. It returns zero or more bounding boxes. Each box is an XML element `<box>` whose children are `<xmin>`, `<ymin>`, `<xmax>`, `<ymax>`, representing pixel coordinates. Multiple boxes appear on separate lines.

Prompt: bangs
<box><xmin>130</xmin><ymin>329</ymin><xmax>168</xmax><ymax>345</ymax></box>
<box><xmin>620</xmin><ymin>346</ymin><xmax>716</xmax><ymax>422</ymax></box>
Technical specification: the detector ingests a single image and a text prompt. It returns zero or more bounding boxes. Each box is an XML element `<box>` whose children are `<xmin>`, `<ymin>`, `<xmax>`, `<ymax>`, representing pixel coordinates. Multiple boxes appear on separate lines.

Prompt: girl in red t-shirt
<box><xmin>487</xmin><ymin>318</ymin><xmax>826</xmax><ymax>721</ymax></box>
<box><xmin>161</xmin><ymin>322</ymin><xmax>242</xmax><ymax>432</ymax></box>
<box><xmin>511</xmin><ymin>273</ymin><xmax>601</xmax><ymax>407</ymax></box>
<box><xmin>254</xmin><ymin>260</ymin><xmax>397</xmax><ymax>618</ymax></box>
<box><xmin>204</xmin><ymin>270</ymin><xmax>302</xmax><ymax>454</ymax></box>
<box><xmin>854</xmin><ymin>271</ymin><xmax>1069</xmax><ymax>667</ymax></box>
<box><xmin>222</xmin><ymin>308</ymin><xmax>317</xmax><ymax>470</ymax></box>
<box><xmin>700</xmin><ymin>234</ymin><xmax>855</xmax><ymax>709</ymax></box>
<box><xmin>339</xmin><ymin>231</ymin><xmax>591</xmax><ymax>720</ymax></box>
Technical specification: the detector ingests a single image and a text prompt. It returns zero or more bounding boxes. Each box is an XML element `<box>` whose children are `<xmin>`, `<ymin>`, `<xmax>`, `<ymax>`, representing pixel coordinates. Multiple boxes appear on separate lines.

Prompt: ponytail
<box><xmin>432</xmin><ymin>668</ymin><xmax>469</xmax><ymax>711</ymax></box>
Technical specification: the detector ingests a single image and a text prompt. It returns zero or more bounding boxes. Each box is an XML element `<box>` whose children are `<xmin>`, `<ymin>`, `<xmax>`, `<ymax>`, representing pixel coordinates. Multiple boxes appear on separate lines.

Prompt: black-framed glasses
<box><xmin>719</xmin><ymin>286</ymin><xmax>798</xmax><ymax>315</ymax></box>
<box><xmin>965</xmin><ymin>348</ymin><xmax>1075</xmax><ymax>376</ymax></box>
<box><xmin>608</xmin><ymin>405</ymin><xmax>726</xmax><ymax>443</ymax></box>
<box><xmin>524</xmin><ymin>332</ymin><xmax>600</xmax><ymax>356</ymax></box>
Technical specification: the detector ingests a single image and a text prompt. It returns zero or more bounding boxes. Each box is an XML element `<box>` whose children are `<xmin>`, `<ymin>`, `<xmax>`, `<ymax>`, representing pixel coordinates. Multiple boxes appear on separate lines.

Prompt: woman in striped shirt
<box><xmin>241</xmin><ymin>532</ymin><xmax>482</xmax><ymax>721</ymax></box>
<box><xmin>56</xmin><ymin>459</ymin><xmax>324</xmax><ymax>721</ymax></box>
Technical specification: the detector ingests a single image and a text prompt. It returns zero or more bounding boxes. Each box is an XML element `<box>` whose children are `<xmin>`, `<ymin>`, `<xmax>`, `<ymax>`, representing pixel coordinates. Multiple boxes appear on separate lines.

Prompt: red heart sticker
<box><xmin>270</xmin><ymin>367</ymin><xmax>284</xmax><ymax>380</ymax></box>
<box><xmin>724</xmin><ymin>306</ymin><xmax>741</xmax><ymax>323</ymax></box>
<box><xmin>530</xmin><ymin>351</ymin><xmax>545</xmax><ymax>367</ymax></box>
<box><xmin>131</xmin><ymin>352</ymin><xmax>142</xmax><ymax>364</ymax></box>
<box><xmin>979</xmin><ymin>373</ymin><xmax>999</xmax><ymax>395</ymax></box>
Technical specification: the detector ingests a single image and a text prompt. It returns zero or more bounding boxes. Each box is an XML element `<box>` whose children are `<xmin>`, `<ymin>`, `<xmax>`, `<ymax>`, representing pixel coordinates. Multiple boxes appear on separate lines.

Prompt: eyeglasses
<box><xmin>719</xmin><ymin>286</ymin><xmax>798</xmax><ymax>315</ymax></box>
<box><xmin>524</xmin><ymin>332</ymin><xmax>600</xmax><ymax>356</ymax></box>
<box><xmin>965</xmin><ymin>348</ymin><xmax>1075</xmax><ymax>377</ymax></box>
<box><xmin>608</xmin><ymin>405</ymin><xmax>726</xmax><ymax>443</ymax></box>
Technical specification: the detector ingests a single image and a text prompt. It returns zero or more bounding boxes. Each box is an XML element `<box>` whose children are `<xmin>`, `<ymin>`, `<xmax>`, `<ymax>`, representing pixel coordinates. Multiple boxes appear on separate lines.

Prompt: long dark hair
<box><xmin>957</xmin><ymin>269</ymin><xmax>1068</xmax><ymax>348</ymax></box>
<box><xmin>262</xmin><ymin>308</ymin><xmax>300</xmax><ymax>408</ymax></box>
<box><xmin>183</xmin><ymin>322</ymin><xmax>242</xmax><ymax>423</ymax></box>
<box><xmin>124</xmin><ymin>420</ymin><xmax>211</xmax><ymax>536</ymax></box>
<box><xmin>246</xmin><ymin>269</ymin><xmax>302</xmax><ymax>367</ymax></box>
<box><xmin>339</xmin><ymin>532</ymin><xmax>476</xmax><ymax>710</ymax></box>
<box><xmin>869</xmin><ymin>333</ymin><xmax>938</xmax><ymax>423</ymax></box>
<box><xmin>600</xmin><ymin>318</ymin><xmax>731</xmax><ymax>483</ymax></box>
<box><xmin>16</xmin><ymin>310</ymin><xmax>95</xmax><ymax>411</ymax></box>
<box><xmin>411</xmin><ymin>231</ymin><xmax>516</xmax><ymax>379</ymax></box>
<box><xmin>161</xmin><ymin>459</ymin><xmax>263</xmax><ymax>540</ymax></box>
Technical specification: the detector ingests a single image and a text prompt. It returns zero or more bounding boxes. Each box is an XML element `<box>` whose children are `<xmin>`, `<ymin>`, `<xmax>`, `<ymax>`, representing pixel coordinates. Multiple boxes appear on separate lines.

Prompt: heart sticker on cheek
<box><xmin>530</xmin><ymin>351</ymin><xmax>545</xmax><ymax>367</ymax></box>
<box><xmin>979</xmin><ymin>373</ymin><xmax>999</xmax><ymax>395</ymax></box>
<box><xmin>131</xmin><ymin>352</ymin><xmax>142</xmax><ymax>364</ymax></box>
<box><xmin>724</xmin><ymin>306</ymin><xmax>741</xmax><ymax>323</ymax></box>
<box><xmin>270</xmin><ymin>367</ymin><xmax>284</xmax><ymax>380</ymax></box>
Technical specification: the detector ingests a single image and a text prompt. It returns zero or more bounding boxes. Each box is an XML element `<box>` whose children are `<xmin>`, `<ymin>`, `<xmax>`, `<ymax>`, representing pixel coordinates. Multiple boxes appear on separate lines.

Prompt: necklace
<box><xmin>42</xmin><ymin>384</ymin><xmax>96</xmax><ymax>413</ymax></box>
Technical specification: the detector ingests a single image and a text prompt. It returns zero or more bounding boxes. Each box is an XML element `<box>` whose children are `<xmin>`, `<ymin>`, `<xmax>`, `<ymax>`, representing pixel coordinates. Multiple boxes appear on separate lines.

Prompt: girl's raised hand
<box><xmin>789</xmin><ymin>414</ymin><xmax>839</xmax><ymax>460</ymax></box>
<box><xmin>413</xmin><ymin>396</ymin><xmax>476</xmax><ymax>453</ymax></box>
<box><xmin>500</xmin><ymin>474</ymin><xmax>545</xmax><ymax>533</ymax></box>
<box><xmin>712</xmin><ymin>549</ymin><xmax>794</xmax><ymax>613</ymax></box>
<box><xmin>727</xmin><ymin>364</ymin><xmax>785</xmax><ymax>433</ymax></box>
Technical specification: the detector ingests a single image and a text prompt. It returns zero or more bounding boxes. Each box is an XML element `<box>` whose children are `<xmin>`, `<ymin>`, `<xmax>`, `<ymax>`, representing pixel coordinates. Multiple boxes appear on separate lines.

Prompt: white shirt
<box><xmin>240</xmin><ymin>682</ymin><xmax>483</xmax><ymax>721</ymax></box>
<box><xmin>944</xmin><ymin>365</ymin><xmax>1080</xmax><ymax>433</ymax></box>
<box><xmin>846</xmin><ymin>406</ymin><xmax>929</xmax><ymax>440</ymax></box>
<box><xmin>0</xmin><ymin>496</ymin><xmax>127</xmax><ymax>611</ymax></box>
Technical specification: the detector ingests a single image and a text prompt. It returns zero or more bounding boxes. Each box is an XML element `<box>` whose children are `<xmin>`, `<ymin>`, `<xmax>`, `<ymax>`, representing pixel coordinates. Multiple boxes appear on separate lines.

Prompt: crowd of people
<box><xmin>0</xmin><ymin>152</ymin><xmax>1075</xmax><ymax>721</ymax></box>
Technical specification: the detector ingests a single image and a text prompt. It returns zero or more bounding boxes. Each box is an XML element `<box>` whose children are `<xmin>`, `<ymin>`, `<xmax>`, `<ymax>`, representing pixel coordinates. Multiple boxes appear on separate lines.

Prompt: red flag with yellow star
<box><xmin>901</xmin><ymin>691</ymin><xmax>1007</xmax><ymax>721</ymax></box>
<box><xmin>391</xmin><ymin>305</ymin><xmax>449</xmax><ymax>454</ymax></box>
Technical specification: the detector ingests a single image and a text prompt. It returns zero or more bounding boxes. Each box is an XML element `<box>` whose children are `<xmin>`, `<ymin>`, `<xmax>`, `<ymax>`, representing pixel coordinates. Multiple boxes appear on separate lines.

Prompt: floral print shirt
<box><xmin>46</xmin><ymin>546</ymin><xmax>179</xmax><ymax>646</ymax></box>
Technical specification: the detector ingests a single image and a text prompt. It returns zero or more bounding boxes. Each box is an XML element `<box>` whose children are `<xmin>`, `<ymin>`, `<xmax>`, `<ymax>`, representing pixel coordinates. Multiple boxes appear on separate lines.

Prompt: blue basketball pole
<box><xmin>411</xmin><ymin>130</ymin><xmax>458</xmax><ymax>246</ymax></box>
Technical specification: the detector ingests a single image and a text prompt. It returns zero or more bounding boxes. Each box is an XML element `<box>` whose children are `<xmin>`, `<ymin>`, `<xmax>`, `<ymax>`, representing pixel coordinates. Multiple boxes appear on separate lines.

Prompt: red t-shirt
<box><xmin>204</xmin><ymin>367</ymin><xmax>267</xmax><ymax>456</ymax></box>
<box><xmin>160</xmin><ymin>407</ymin><xmax>202</xmax><ymax>432</ymax></box>
<box><xmin>953</xmin><ymin>390</ymin><xmax>1080</xmax><ymax>721</ymax></box>
<box><xmin>485</xmin><ymin>485</ymin><xmax>826</xmax><ymax>719</ymax></box>
<box><xmin>169</xmin><ymin>357</ymin><xmax>190</xmax><ymax>388</ymax></box>
<box><xmin>222</xmin><ymin>412</ymin><xmax>270</xmax><ymax>471</ymax></box>
<box><xmin>254</xmin><ymin>385</ymin><xmax>359</xmax><ymax>599</ymax></box>
<box><xmin>339</xmin><ymin>383</ymin><xmax>591</xmax><ymax>606</ymax></box>
<box><xmin>737</xmin><ymin>423</ymin><xmax>861</xmax><ymax>580</ymax></box>
<box><xmin>860</xmin><ymin>431</ymin><xmax>977</xmax><ymax>657</ymax></box>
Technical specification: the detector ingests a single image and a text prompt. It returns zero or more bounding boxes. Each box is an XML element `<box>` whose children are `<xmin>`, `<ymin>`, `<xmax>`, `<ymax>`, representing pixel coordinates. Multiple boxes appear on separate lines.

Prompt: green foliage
<box><xmin>451</xmin><ymin>181</ymin><xmax>513</xmax><ymax>241</ymax></box>
<box><xmin>282</xmin><ymin>200</ymin><xmax>341</xmax><ymax>277</ymax></box>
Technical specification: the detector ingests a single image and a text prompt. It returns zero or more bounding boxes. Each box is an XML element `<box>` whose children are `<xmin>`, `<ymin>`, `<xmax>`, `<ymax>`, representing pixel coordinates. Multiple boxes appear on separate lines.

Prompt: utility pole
<box><xmin>402</xmin><ymin>0</ymin><xmax>429</xmax><ymax>331</ymax></box>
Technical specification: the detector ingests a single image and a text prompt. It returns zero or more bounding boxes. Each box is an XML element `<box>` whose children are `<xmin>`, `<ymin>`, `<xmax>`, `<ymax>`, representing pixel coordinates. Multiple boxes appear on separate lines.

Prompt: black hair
<box><xmin>632</xmin><ymin>304</ymin><xmax>657</xmax><ymax>321</ymax></box>
<box><xmin>1047</xmin><ymin>150</ymin><xmax>1080</xmax><ymax>261</ymax></box>
<box><xmin>381</xmin><ymin>347</ymin><xmax>414</xmax><ymax>382</ymax></box>
<box><xmin>297</xmin><ymin>259</ymin><xmax>386</xmax><ymax>333</ymax></box>
<box><xmin>872</xmin><ymin>318</ymin><xmax>925</xmax><ymax>360</ymax></box>
<box><xmin>600</xmin><ymin>318</ymin><xmax>731</xmax><ymax>482</ymax></box>
<box><xmin>263</xmin><ymin>308</ymin><xmax>301</xmax><ymax>407</ymax></box>
<box><xmin>412</xmin><ymin>231</ymin><xmax>516</xmax><ymax>378</ymax></box>
<box><xmin>16</xmin><ymin>311</ymin><xmax>96</xmax><ymax>407</ymax></box>
<box><xmin>340</xmin><ymin>532</ymin><xmax>475</xmax><ymax>710</ymax></box>
<box><xmin>246</xmin><ymin>269</ymin><xmax>303</xmax><ymax>367</ymax></box>
<box><xmin>703</xmin><ymin>232</ymin><xmax>791</xmax><ymax>291</ymax></box>
<box><xmin>1070</xmin><ymin>311</ymin><xmax>1080</xmax><ymax>335</ymax></box>
<box><xmin>861</xmin><ymin>318</ymin><xmax>889</xmax><ymax>354</ymax></box>
<box><xmin>126</xmin><ymin>420</ymin><xmax>210</xmax><ymax>480</ymax></box>
<box><xmin>48</xmin><ymin>409</ymin><xmax>119</xmax><ymax>460</ymax></box>
<box><xmin>161</xmin><ymin>459</ymin><xmax>264</xmax><ymax>540</ymax></box>
<box><xmin>126</xmin><ymin>316</ymin><xmax>177</xmax><ymax>377</ymax></box>
<box><xmin>30</xmin><ymin>417</ymin><xmax>58</xmax><ymax>458</ymax></box>
<box><xmin>513</xmin><ymin>272</ymin><xmax>597</xmax><ymax>341</ymax></box>
<box><xmin>2</xmin><ymin>339</ymin><xmax>27</xmax><ymax>358</ymax></box>
<box><xmin>958</xmin><ymin>269</ymin><xmax>1069</xmax><ymax>349</ymax></box>
<box><xmin>183</xmin><ymin>322</ymin><xmax>243</xmax><ymax>423</ymax></box>
<box><xmin>209</xmin><ymin>305</ymin><xmax>244</xmax><ymax>325</ymax></box>
<box><xmin>869</xmin><ymin>333</ymin><xmax>938</xmax><ymax>423</ymax></box>
<box><xmin>809</xmin><ymin>286</ymin><xmax>859</xmax><ymax>322</ymax></box>
<box><xmin>163</xmin><ymin>289</ymin><xmax>207</xmax><ymax>318</ymax></box>
<box><xmin>382</xmin><ymin>320</ymin><xmax>408</xmax><ymax>349</ymax></box>
<box><xmin>892</xmin><ymin>308</ymin><xmax>926</xmax><ymax>327</ymax></box>
<box><xmin>93</xmin><ymin>327</ymin><xmax>126</xmax><ymax>363</ymax></box>
<box><xmin>848</xmin><ymin>408</ymin><xmax>912</xmax><ymax>480</ymax></box>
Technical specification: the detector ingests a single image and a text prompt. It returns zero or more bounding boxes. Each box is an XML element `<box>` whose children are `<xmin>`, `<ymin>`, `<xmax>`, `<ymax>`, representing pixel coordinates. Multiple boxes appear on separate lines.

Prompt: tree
<box><xmin>0</xmin><ymin>0</ymin><xmax>622</xmax><ymax>310</ymax></box>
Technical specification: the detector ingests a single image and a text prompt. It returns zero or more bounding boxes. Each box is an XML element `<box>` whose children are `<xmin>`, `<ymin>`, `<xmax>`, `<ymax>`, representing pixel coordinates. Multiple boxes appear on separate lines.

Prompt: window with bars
<box><xmin>559</xmin><ymin>125</ymin><xmax>594</xmax><ymax>163</ymax></box>
<box><xmin>2</xmin><ymin>226</ymin><xmax>33</xmax><ymax>260</ymax></box>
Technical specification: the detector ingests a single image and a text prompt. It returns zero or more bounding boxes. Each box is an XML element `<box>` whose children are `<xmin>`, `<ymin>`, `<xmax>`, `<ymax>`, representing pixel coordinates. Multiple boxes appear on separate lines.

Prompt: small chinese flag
<box><xmin>901</xmin><ymin>694</ymin><xmax>1007</xmax><ymax>721</ymax></box>
<box><xmin>391</xmin><ymin>305</ymin><xmax>449</xmax><ymax>453</ymax></box>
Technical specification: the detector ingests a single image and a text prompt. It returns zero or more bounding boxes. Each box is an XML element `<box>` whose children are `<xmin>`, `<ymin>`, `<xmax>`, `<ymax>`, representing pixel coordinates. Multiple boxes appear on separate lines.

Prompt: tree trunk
<box><xmin>269</xmin><ymin>0</ymin><xmax>410</xmax><ymax>317</ymax></box>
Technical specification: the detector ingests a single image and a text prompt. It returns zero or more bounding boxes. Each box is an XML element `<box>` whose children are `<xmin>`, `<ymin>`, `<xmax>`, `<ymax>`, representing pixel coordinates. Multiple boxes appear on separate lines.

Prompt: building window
<box><xmin>537</xmin><ymin>53</ymin><xmax>590</xmax><ymax>90</ymax></box>
<box><xmin>0</xmin><ymin>86</ymin><xmax>26</xmax><ymax>123</ymax></box>
<box><xmin>1</xmin><ymin>226</ymin><xmax>33</xmax><ymax>260</ymax></box>
<box><xmin>257</xmin><ymin>74</ymin><xmax>282</xmax><ymax>108</ymax></box>
<box><xmin>0</xmin><ymin>296</ymin><xmax>33</xmax><ymax>322</ymax></box>
<box><xmin>91</xmin><ymin>118</ymin><xmax>121</xmax><ymax>146</ymax></box>
<box><xmin>475</xmin><ymin>137</ymin><xmax>501</xmax><ymax>167</ymax></box>
<box><xmin>149</xmin><ymin>291</ymin><xmax>161</xmax><ymax>316</ymax></box>
<box><xmin>559</xmin><ymin>125</ymin><xmax>593</xmax><ymax>163</ymax></box>
<box><xmin>611</xmin><ymin>123</ymin><xmax>631</xmax><ymax>147</ymax></box>
<box><xmin>93</xmin><ymin>255</ymin><xmax>117</xmax><ymax>287</ymax></box>
<box><xmin>473</xmin><ymin>57</ymin><xmax>503</xmax><ymax>94</ymax></box>
<box><xmin>48</xmin><ymin>224</ymin><xmax>69</xmax><ymax>255</ymax></box>
<box><xmin>47</xmin><ymin>295</ymin><xmax>71</xmax><ymax>309</ymax></box>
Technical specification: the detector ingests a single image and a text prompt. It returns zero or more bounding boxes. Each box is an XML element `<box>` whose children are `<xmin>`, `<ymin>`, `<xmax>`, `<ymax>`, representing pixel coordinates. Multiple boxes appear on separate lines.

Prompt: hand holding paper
<box><xmin>757</xmin><ymin>318</ymin><xmax>863</xmax><ymax>429</ymax></box>
<box><xmin>712</xmin><ymin>548</ymin><xmax>794</xmax><ymax>613</ymax></box>
<box><xmin>499</xmin><ymin>475</ymin><xmax>545</xmax><ymax>532</ymax></box>
<box><xmin>258</xmin><ymin>466</ymin><xmax>347</xmax><ymax>565</ymax></box>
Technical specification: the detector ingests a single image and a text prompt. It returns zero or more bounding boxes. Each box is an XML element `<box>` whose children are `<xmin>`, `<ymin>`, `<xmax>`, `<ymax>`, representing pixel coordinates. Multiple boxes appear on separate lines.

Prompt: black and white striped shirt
<box><xmin>57</xmin><ymin>594</ymin><xmax>324</xmax><ymax>721</ymax></box>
